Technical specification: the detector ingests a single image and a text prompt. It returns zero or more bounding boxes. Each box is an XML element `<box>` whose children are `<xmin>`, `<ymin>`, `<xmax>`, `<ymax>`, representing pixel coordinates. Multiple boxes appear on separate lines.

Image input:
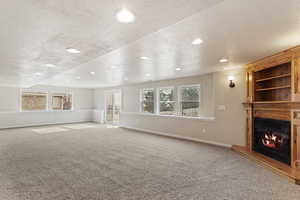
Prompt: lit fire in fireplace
<box><xmin>261</xmin><ymin>132</ymin><xmax>283</xmax><ymax>149</ymax></box>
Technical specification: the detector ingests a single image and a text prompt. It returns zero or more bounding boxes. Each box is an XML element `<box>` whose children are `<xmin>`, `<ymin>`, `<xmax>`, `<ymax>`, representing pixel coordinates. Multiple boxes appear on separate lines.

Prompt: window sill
<box><xmin>48</xmin><ymin>110</ymin><xmax>74</xmax><ymax>112</ymax></box>
<box><xmin>20</xmin><ymin>110</ymin><xmax>48</xmax><ymax>113</ymax></box>
<box><xmin>0</xmin><ymin>110</ymin><xmax>94</xmax><ymax>114</ymax></box>
<box><xmin>120</xmin><ymin>112</ymin><xmax>215</xmax><ymax>121</ymax></box>
<box><xmin>20</xmin><ymin>110</ymin><xmax>74</xmax><ymax>113</ymax></box>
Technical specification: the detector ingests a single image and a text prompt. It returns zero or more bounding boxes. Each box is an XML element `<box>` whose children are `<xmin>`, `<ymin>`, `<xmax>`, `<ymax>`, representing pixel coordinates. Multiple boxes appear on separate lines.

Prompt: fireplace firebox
<box><xmin>253</xmin><ymin>118</ymin><xmax>291</xmax><ymax>165</ymax></box>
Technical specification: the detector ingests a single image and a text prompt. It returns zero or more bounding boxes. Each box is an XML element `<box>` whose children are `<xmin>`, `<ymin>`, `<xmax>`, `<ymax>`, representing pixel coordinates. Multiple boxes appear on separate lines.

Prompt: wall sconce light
<box><xmin>228</xmin><ymin>76</ymin><xmax>235</xmax><ymax>88</ymax></box>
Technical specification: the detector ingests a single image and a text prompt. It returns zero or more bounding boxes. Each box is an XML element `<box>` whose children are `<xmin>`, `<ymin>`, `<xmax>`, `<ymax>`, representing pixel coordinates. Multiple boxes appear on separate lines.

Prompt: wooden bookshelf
<box><xmin>253</xmin><ymin>101</ymin><xmax>291</xmax><ymax>104</ymax></box>
<box><xmin>256</xmin><ymin>73</ymin><xmax>291</xmax><ymax>82</ymax></box>
<box><xmin>254</xmin><ymin>62</ymin><xmax>291</xmax><ymax>102</ymax></box>
<box><xmin>256</xmin><ymin>85</ymin><xmax>291</xmax><ymax>92</ymax></box>
<box><xmin>243</xmin><ymin>45</ymin><xmax>300</xmax><ymax>185</ymax></box>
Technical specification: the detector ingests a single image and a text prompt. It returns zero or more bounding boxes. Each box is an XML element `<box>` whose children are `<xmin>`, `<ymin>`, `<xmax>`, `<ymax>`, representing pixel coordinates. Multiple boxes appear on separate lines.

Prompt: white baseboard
<box><xmin>0</xmin><ymin>110</ymin><xmax>94</xmax><ymax>130</ymax></box>
<box><xmin>0</xmin><ymin>120</ymin><xmax>93</xmax><ymax>130</ymax></box>
<box><xmin>120</xmin><ymin>125</ymin><xmax>232</xmax><ymax>148</ymax></box>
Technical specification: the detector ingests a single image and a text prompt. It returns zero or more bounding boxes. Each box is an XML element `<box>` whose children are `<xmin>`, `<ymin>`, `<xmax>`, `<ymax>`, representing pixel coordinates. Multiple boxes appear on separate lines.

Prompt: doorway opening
<box><xmin>105</xmin><ymin>90</ymin><xmax>122</xmax><ymax>125</ymax></box>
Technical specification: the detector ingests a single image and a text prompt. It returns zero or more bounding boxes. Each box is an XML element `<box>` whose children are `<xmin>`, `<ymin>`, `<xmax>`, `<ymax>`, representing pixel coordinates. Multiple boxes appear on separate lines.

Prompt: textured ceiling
<box><xmin>1</xmin><ymin>0</ymin><xmax>300</xmax><ymax>88</ymax></box>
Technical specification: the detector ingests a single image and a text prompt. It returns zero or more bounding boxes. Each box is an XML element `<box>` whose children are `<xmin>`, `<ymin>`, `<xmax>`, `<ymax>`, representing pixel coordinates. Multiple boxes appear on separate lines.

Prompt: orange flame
<box><xmin>261</xmin><ymin>132</ymin><xmax>283</xmax><ymax>149</ymax></box>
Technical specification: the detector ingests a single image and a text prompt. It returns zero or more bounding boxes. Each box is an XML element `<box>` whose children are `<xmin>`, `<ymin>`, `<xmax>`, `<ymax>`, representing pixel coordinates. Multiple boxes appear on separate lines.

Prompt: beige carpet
<box><xmin>0</xmin><ymin>123</ymin><xmax>299</xmax><ymax>200</ymax></box>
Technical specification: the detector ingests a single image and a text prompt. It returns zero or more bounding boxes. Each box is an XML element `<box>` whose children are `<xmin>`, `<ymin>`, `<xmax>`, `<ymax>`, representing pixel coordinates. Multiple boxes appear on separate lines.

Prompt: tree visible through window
<box><xmin>52</xmin><ymin>94</ymin><xmax>72</xmax><ymax>110</ymax></box>
<box><xmin>22</xmin><ymin>92</ymin><xmax>47</xmax><ymax>111</ymax></box>
<box><xmin>180</xmin><ymin>85</ymin><xmax>200</xmax><ymax>117</ymax></box>
<box><xmin>159</xmin><ymin>87</ymin><xmax>176</xmax><ymax>115</ymax></box>
<box><xmin>141</xmin><ymin>89</ymin><xmax>154</xmax><ymax>113</ymax></box>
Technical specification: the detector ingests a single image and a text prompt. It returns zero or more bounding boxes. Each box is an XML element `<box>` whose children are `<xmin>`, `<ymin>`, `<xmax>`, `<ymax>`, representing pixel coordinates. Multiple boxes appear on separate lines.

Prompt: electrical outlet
<box><xmin>217</xmin><ymin>105</ymin><xmax>226</xmax><ymax>110</ymax></box>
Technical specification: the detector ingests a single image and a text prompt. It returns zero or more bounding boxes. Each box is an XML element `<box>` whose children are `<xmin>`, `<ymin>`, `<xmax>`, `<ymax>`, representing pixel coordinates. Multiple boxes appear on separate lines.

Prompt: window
<box><xmin>179</xmin><ymin>85</ymin><xmax>200</xmax><ymax>117</ymax></box>
<box><xmin>52</xmin><ymin>94</ymin><xmax>72</xmax><ymax>110</ymax></box>
<box><xmin>21</xmin><ymin>92</ymin><xmax>47</xmax><ymax>111</ymax></box>
<box><xmin>159</xmin><ymin>87</ymin><xmax>176</xmax><ymax>115</ymax></box>
<box><xmin>141</xmin><ymin>88</ymin><xmax>155</xmax><ymax>113</ymax></box>
<box><xmin>139</xmin><ymin>85</ymin><xmax>202</xmax><ymax>118</ymax></box>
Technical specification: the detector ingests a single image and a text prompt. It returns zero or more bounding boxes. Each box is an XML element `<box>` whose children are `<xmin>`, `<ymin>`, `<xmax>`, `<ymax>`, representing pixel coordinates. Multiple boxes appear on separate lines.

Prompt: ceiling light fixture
<box><xmin>90</xmin><ymin>71</ymin><xmax>95</xmax><ymax>75</ymax></box>
<box><xmin>46</xmin><ymin>64</ymin><xmax>56</xmax><ymax>68</ymax></box>
<box><xmin>111</xmin><ymin>66</ymin><xmax>117</xmax><ymax>69</ymax></box>
<box><xmin>140</xmin><ymin>56</ymin><xmax>149</xmax><ymax>60</ymax></box>
<box><xmin>76</xmin><ymin>76</ymin><xmax>81</xmax><ymax>79</ymax></box>
<box><xmin>175</xmin><ymin>67</ymin><xmax>182</xmax><ymax>71</ymax></box>
<box><xmin>66</xmin><ymin>48</ymin><xmax>80</xmax><ymax>54</ymax></box>
<box><xmin>35</xmin><ymin>72</ymin><xmax>42</xmax><ymax>76</ymax></box>
<box><xmin>116</xmin><ymin>9</ymin><xmax>135</xmax><ymax>23</ymax></box>
<box><xmin>219</xmin><ymin>58</ymin><xmax>228</xmax><ymax>63</ymax></box>
<box><xmin>145</xmin><ymin>73</ymin><xmax>151</xmax><ymax>77</ymax></box>
<box><xmin>192</xmin><ymin>38</ymin><xmax>203</xmax><ymax>45</ymax></box>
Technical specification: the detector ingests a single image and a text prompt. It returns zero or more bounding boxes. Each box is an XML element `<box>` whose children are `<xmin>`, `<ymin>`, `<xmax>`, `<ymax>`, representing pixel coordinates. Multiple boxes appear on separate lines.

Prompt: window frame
<box><xmin>178</xmin><ymin>84</ymin><xmax>201</xmax><ymax>117</ymax></box>
<box><xmin>157</xmin><ymin>86</ymin><xmax>177</xmax><ymax>116</ymax></box>
<box><xmin>140</xmin><ymin>88</ymin><xmax>156</xmax><ymax>114</ymax></box>
<box><xmin>50</xmin><ymin>93</ymin><xmax>73</xmax><ymax>111</ymax></box>
<box><xmin>20</xmin><ymin>91</ymin><xmax>49</xmax><ymax>112</ymax></box>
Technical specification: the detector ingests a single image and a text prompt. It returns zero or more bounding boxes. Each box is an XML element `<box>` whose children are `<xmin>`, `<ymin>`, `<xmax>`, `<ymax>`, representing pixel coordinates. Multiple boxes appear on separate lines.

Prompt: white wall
<box><xmin>0</xmin><ymin>69</ymin><xmax>246</xmax><ymax>147</ymax></box>
<box><xmin>0</xmin><ymin>85</ymin><xmax>94</xmax><ymax>129</ymax></box>
<box><xmin>94</xmin><ymin>69</ymin><xmax>246</xmax><ymax>146</ymax></box>
<box><xmin>0</xmin><ymin>87</ymin><xmax>20</xmax><ymax>112</ymax></box>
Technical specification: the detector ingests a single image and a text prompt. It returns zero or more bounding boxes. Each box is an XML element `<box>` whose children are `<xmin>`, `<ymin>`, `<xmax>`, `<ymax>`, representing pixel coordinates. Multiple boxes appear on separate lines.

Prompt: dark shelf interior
<box><xmin>254</xmin><ymin>62</ymin><xmax>291</xmax><ymax>102</ymax></box>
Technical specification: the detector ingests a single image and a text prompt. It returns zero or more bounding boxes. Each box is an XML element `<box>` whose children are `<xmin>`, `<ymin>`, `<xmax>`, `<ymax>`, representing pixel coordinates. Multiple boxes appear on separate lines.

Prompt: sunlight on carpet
<box><xmin>32</xmin><ymin>127</ymin><xmax>68</xmax><ymax>134</ymax></box>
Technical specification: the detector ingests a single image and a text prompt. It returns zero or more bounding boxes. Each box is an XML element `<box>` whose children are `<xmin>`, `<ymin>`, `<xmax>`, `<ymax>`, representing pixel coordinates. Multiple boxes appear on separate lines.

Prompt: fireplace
<box><xmin>253</xmin><ymin>118</ymin><xmax>291</xmax><ymax>165</ymax></box>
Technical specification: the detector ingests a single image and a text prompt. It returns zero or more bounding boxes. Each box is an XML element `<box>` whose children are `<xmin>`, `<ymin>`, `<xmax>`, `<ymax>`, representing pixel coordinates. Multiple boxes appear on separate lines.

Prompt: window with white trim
<box><xmin>179</xmin><ymin>85</ymin><xmax>201</xmax><ymax>117</ymax></box>
<box><xmin>51</xmin><ymin>94</ymin><xmax>73</xmax><ymax>110</ymax></box>
<box><xmin>21</xmin><ymin>92</ymin><xmax>47</xmax><ymax>111</ymax></box>
<box><xmin>141</xmin><ymin>88</ymin><xmax>155</xmax><ymax>113</ymax></box>
<box><xmin>159</xmin><ymin>87</ymin><xmax>176</xmax><ymax>115</ymax></box>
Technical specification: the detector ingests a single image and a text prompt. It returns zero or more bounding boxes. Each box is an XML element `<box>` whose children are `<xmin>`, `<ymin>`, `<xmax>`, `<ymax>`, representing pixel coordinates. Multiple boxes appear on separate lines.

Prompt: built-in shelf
<box><xmin>253</xmin><ymin>101</ymin><xmax>291</xmax><ymax>104</ymax></box>
<box><xmin>254</xmin><ymin>62</ymin><xmax>291</xmax><ymax>102</ymax></box>
<box><xmin>256</xmin><ymin>73</ymin><xmax>291</xmax><ymax>82</ymax></box>
<box><xmin>256</xmin><ymin>85</ymin><xmax>291</xmax><ymax>92</ymax></box>
<box><xmin>244</xmin><ymin>46</ymin><xmax>300</xmax><ymax>185</ymax></box>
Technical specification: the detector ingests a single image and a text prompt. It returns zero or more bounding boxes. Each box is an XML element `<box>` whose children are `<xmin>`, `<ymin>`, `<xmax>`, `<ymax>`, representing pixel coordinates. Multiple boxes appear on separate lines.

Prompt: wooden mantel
<box><xmin>232</xmin><ymin>46</ymin><xmax>300</xmax><ymax>184</ymax></box>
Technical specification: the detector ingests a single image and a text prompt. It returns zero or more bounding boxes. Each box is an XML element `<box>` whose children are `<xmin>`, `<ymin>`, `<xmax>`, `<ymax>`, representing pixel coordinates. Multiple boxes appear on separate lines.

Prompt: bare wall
<box><xmin>94</xmin><ymin>69</ymin><xmax>247</xmax><ymax>146</ymax></box>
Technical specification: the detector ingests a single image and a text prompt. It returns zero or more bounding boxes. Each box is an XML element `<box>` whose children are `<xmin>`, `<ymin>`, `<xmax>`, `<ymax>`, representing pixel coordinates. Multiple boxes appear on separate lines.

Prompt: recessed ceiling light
<box><xmin>145</xmin><ymin>73</ymin><xmax>151</xmax><ymax>77</ymax></box>
<box><xmin>192</xmin><ymin>38</ymin><xmax>203</xmax><ymax>45</ymax></box>
<box><xmin>90</xmin><ymin>71</ymin><xmax>95</xmax><ymax>75</ymax></box>
<box><xmin>219</xmin><ymin>58</ymin><xmax>228</xmax><ymax>63</ymax></box>
<box><xmin>76</xmin><ymin>76</ymin><xmax>81</xmax><ymax>79</ymax></box>
<box><xmin>175</xmin><ymin>67</ymin><xmax>182</xmax><ymax>71</ymax></box>
<box><xmin>35</xmin><ymin>72</ymin><xmax>42</xmax><ymax>76</ymax></box>
<box><xmin>111</xmin><ymin>66</ymin><xmax>117</xmax><ymax>69</ymax></box>
<box><xmin>140</xmin><ymin>56</ymin><xmax>149</xmax><ymax>60</ymax></box>
<box><xmin>46</xmin><ymin>64</ymin><xmax>56</xmax><ymax>68</ymax></box>
<box><xmin>116</xmin><ymin>9</ymin><xmax>135</xmax><ymax>23</ymax></box>
<box><xmin>66</xmin><ymin>48</ymin><xmax>80</xmax><ymax>54</ymax></box>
